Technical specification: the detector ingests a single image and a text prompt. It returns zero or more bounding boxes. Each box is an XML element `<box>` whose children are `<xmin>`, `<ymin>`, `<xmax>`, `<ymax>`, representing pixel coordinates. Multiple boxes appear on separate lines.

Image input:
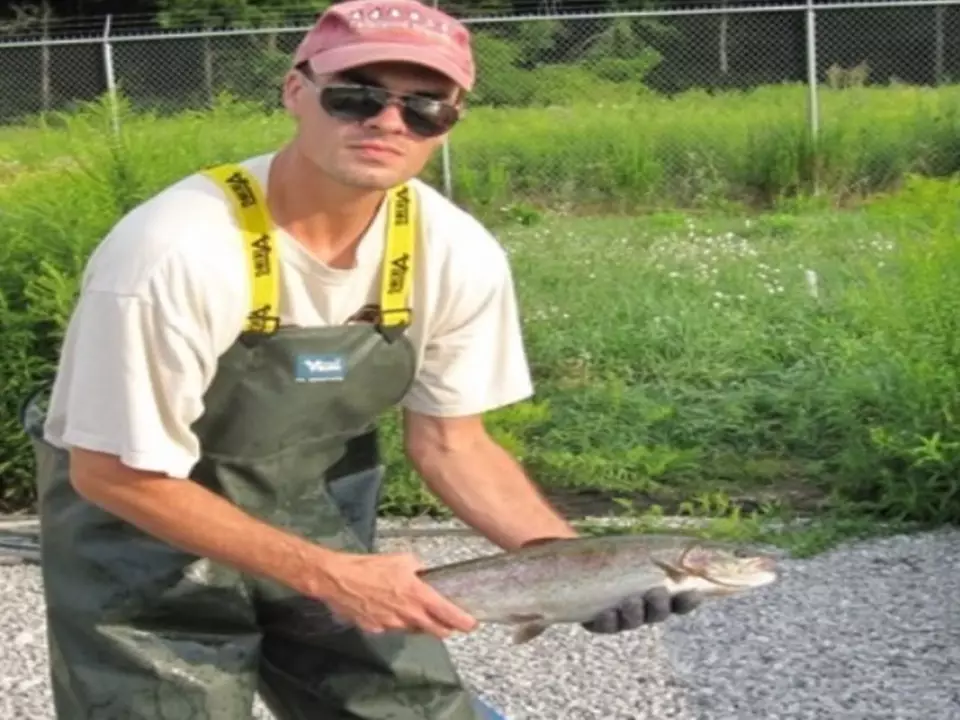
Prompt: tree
<box><xmin>1</xmin><ymin>2</ymin><xmax>55</xmax><ymax>113</ymax></box>
<box><xmin>154</xmin><ymin>0</ymin><xmax>331</xmax><ymax>107</ymax></box>
<box><xmin>156</xmin><ymin>0</ymin><xmax>329</xmax><ymax>29</ymax></box>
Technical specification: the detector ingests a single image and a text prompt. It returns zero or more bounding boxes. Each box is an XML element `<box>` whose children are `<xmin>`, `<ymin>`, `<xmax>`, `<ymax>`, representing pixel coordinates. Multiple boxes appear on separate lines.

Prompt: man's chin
<box><xmin>338</xmin><ymin>167</ymin><xmax>411</xmax><ymax>191</ymax></box>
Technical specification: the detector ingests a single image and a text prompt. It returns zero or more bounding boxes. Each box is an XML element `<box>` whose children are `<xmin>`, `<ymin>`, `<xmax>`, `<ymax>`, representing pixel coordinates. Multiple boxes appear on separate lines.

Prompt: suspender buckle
<box><xmin>376</xmin><ymin>307</ymin><xmax>413</xmax><ymax>343</ymax></box>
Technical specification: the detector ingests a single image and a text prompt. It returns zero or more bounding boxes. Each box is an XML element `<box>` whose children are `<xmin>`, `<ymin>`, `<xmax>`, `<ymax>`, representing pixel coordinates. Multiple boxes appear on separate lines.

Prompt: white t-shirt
<box><xmin>42</xmin><ymin>152</ymin><xmax>534</xmax><ymax>479</ymax></box>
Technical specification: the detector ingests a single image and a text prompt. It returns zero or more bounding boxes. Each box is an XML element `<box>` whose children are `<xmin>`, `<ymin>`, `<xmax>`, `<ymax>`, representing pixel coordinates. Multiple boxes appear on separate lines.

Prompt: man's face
<box><xmin>283</xmin><ymin>61</ymin><xmax>462</xmax><ymax>191</ymax></box>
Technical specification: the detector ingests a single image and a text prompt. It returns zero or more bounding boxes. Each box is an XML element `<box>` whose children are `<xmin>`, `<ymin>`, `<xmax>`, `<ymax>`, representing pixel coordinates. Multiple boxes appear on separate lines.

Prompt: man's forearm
<box><xmin>411</xmin><ymin>435</ymin><xmax>578</xmax><ymax>550</ymax></box>
<box><xmin>69</xmin><ymin>448</ymin><xmax>342</xmax><ymax>598</ymax></box>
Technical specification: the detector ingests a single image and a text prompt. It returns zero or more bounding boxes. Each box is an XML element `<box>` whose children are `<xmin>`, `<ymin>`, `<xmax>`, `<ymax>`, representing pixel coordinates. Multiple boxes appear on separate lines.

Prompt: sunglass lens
<box><xmin>401</xmin><ymin>101</ymin><xmax>458</xmax><ymax>138</ymax></box>
<box><xmin>320</xmin><ymin>86</ymin><xmax>386</xmax><ymax>122</ymax></box>
<box><xmin>319</xmin><ymin>85</ymin><xmax>460</xmax><ymax>138</ymax></box>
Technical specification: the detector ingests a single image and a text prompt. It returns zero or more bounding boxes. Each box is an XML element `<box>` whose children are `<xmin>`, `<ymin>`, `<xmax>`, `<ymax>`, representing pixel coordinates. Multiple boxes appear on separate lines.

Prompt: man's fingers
<box><xmin>583</xmin><ymin>608</ymin><xmax>619</xmax><ymax>634</ymax></box>
<box><xmin>642</xmin><ymin>587</ymin><xmax>673</xmax><ymax>624</ymax></box>
<box><xmin>670</xmin><ymin>590</ymin><xmax>703</xmax><ymax>615</ymax></box>
<box><xmin>420</xmin><ymin>585</ymin><xmax>479</xmax><ymax>634</ymax></box>
<box><xmin>392</xmin><ymin>607</ymin><xmax>447</xmax><ymax>639</ymax></box>
<box><xmin>617</xmin><ymin>596</ymin><xmax>649</xmax><ymax>630</ymax></box>
<box><xmin>355</xmin><ymin>617</ymin><xmax>390</xmax><ymax>634</ymax></box>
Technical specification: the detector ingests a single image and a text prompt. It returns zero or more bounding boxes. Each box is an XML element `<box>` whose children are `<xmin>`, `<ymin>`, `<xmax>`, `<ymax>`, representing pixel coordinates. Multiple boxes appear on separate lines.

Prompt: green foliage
<box><xmin>448</xmin><ymin>82</ymin><xmax>960</xmax><ymax>214</ymax></box>
<box><xmin>2</xmin><ymin>81</ymin><xmax>960</xmax><ymax>533</ymax></box>
<box><xmin>372</xmin><ymin>176</ymin><xmax>960</xmax><ymax>528</ymax></box>
<box><xmin>156</xmin><ymin>0</ymin><xmax>331</xmax><ymax>28</ymax></box>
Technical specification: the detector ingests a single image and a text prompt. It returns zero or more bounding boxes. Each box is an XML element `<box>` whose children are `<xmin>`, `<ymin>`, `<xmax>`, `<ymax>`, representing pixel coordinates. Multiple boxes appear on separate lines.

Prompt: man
<box><xmin>22</xmin><ymin>1</ymin><xmax>702</xmax><ymax>718</ymax></box>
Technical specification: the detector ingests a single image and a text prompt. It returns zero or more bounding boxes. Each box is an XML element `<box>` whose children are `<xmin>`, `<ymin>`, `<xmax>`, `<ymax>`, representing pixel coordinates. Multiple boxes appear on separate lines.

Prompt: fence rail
<box><xmin>3</xmin><ymin>0</ymin><xmax>960</xmax><ymax>200</ymax></box>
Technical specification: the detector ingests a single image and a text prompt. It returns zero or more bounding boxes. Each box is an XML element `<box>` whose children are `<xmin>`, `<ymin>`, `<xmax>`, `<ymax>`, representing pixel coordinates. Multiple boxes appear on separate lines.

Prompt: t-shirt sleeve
<box><xmin>401</xmin><ymin>242</ymin><xmax>535</xmax><ymax>418</ymax></box>
<box><xmin>54</xmin><ymin>291</ymin><xmax>212</xmax><ymax>478</ymax></box>
<box><xmin>48</xmin><ymin>240</ymin><xmax>246</xmax><ymax>479</ymax></box>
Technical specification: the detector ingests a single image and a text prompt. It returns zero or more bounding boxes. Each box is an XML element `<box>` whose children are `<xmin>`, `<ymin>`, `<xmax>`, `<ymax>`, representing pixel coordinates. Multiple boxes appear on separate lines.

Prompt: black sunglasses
<box><xmin>317</xmin><ymin>83</ymin><xmax>461</xmax><ymax>138</ymax></box>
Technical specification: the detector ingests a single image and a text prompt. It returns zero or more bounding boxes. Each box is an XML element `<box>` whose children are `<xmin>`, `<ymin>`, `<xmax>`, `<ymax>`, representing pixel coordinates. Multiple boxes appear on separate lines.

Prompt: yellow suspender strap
<box><xmin>202</xmin><ymin>163</ymin><xmax>281</xmax><ymax>334</ymax></box>
<box><xmin>380</xmin><ymin>183</ymin><xmax>417</xmax><ymax>331</ymax></box>
<box><xmin>202</xmin><ymin>162</ymin><xmax>417</xmax><ymax>336</ymax></box>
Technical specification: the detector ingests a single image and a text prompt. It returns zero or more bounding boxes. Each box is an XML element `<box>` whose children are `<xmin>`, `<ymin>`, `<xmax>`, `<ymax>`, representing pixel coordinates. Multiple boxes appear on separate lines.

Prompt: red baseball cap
<box><xmin>293</xmin><ymin>0</ymin><xmax>476</xmax><ymax>92</ymax></box>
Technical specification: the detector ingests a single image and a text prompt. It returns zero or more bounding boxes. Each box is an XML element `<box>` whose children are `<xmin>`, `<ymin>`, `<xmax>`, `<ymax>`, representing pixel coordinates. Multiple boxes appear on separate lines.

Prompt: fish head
<box><xmin>666</xmin><ymin>543</ymin><xmax>779</xmax><ymax>596</ymax></box>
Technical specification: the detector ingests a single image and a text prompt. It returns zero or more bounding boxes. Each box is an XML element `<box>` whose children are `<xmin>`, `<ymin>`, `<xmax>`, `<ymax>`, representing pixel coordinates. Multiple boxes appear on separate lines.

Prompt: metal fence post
<box><xmin>102</xmin><ymin>14</ymin><xmax>121</xmax><ymax>139</ymax></box>
<box><xmin>804</xmin><ymin>0</ymin><xmax>820</xmax><ymax>193</ymax></box>
<box><xmin>433</xmin><ymin>0</ymin><xmax>454</xmax><ymax>200</ymax></box>
<box><xmin>440</xmin><ymin>125</ymin><xmax>454</xmax><ymax>200</ymax></box>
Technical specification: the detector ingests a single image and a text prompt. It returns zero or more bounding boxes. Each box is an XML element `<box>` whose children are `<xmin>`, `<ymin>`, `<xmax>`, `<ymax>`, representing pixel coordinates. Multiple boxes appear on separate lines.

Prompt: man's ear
<box><xmin>281</xmin><ymin>70</ymin><xmax>304</xmax><ymax>114</ymax></box>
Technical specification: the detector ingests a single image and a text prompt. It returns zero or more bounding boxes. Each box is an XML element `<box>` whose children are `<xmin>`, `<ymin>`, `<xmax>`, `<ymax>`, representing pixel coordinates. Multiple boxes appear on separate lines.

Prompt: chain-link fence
<box><xmin>3</xmin><ymin>1</ymin><xmax>960</xmax><ymax>203</ymax></box>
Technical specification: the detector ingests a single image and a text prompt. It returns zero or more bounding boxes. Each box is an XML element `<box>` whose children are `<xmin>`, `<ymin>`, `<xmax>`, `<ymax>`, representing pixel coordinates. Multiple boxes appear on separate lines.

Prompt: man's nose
<box><xmin>365</xmin><ymin>102</ymin><xmax>407</xmax><ymax>133</ymax></box>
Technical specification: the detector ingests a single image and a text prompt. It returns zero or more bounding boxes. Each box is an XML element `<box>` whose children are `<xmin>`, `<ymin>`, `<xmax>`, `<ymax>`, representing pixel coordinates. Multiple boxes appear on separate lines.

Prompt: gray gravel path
<box><xmin>2</xmin><ymin>527</ymin><xmax>959</xmax><ymax>719</ymax></box>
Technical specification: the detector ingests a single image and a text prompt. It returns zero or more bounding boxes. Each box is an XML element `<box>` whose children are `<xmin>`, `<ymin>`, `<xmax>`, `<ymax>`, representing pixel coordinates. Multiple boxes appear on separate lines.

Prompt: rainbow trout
<box><xmin>419</xmin><ymin>533</ymin><xmax>778</xmax><ymax>644</ymax></box>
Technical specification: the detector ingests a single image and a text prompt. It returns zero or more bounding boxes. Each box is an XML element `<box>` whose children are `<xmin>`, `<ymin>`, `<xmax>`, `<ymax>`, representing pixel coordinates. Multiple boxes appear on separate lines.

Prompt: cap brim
<box><xmin>306</xmin><ymin>42</ymin><xmax>473</xmax><ymax>92</ymax></box>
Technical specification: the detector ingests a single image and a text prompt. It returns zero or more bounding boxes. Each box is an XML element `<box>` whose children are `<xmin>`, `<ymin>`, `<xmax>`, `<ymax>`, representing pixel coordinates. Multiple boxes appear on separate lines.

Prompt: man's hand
<box><xmin>311</xmin><ymin>551</ymin><xmax>479</xmax><ymax>640</ymax></box>
<box><xmin>581</xmin><ymin>587</ymin><xmax>703</xmax><ymax>634</ymax></box>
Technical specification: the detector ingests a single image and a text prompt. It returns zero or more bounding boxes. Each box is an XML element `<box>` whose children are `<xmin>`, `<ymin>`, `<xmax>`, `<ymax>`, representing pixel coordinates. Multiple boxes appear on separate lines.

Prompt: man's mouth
<box><xmin>348</xmin><ymin>141</ymin><xmax>405</xmax><ymax>159</ymax></box>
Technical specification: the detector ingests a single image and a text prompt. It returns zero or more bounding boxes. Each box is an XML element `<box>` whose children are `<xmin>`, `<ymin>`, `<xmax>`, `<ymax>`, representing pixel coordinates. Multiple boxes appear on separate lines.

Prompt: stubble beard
<box><xmin>331</xmin><ymin>164</ymin><xmax>406</xmax><ymax>190</ymax></box>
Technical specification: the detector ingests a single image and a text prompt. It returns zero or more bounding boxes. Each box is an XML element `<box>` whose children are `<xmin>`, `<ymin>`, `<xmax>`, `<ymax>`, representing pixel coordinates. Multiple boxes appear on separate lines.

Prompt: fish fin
<box><xmin>512</xmin><ymin>621</ymin><xmax>549</xmax><ymax>645</ymax></box>
<box><xmin>650</xmin><ymin>558</ymin><xmax>687</xmax><ymax>583</ymax></box>
<box><xmin>678</xmin><ymin>542</ymin><xmax>712</xmax><ymax>570</ymax></box>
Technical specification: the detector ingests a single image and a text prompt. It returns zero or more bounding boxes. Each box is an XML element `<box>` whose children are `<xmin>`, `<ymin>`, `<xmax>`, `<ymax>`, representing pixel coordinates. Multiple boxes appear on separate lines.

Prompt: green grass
<box><xmin>373</xmin><ymin>188</ymin><xmax>960</xmax><ymax>532</ymax></box>
<box><xmin>2</xmin><ymin>84</ymin><xmax>960</xmax><ymax>555</ymax></box>
<box><xmin>6</xmin><ymin>81</ymin><xmax>960</xmax><ymax>212</ymax></box>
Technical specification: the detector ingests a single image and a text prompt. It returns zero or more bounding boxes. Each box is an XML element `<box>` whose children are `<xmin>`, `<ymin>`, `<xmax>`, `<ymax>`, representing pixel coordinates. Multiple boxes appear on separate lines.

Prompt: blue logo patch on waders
<box><xmin>295</xmin><ymin>354</ymin><xmax>347</xmax><ymax>383</ymax></box>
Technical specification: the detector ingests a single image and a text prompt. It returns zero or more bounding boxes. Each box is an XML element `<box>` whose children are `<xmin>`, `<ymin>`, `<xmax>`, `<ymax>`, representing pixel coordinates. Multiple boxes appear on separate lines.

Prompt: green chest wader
<box><xmin>21</xmin><ymin>164</ymin><xmax>495</xmax><ymax>720</ymax></box>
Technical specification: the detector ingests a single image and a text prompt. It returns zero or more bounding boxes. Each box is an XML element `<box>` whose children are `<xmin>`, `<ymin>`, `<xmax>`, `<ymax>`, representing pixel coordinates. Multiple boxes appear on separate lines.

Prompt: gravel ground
<box><xmin>2</xmin><ymin>527</ymin><xmax>959</xmax><ymax>720</ymax></box>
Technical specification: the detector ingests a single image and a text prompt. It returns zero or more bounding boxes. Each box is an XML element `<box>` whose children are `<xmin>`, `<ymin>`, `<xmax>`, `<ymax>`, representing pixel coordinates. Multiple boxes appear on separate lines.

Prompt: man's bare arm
<box><xmin>69</xmin><ymin>447</ymin><xmax>340</xmax><ymax>595</ymax></box>
<box><xmin>403</xmin><ymin>409</ymin><xmax>577</xmax><ymax>550</ymax></box>
<box><xmin>68</xmin><ymin>447</ymin><xmax>479</xmax><ymax>637</ymax></box>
